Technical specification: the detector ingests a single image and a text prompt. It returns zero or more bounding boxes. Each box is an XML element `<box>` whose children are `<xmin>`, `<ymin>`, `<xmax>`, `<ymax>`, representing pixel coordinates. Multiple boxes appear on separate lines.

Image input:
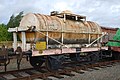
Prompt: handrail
<box><xmin>36</xmin><ymin>30</ymin><xmax>69</xmax><ymax>48</ymax></box>
<box><xmin>86</xmin><ymin>32</ymin><xmax>107</xmax><ymax>47</ymax></box>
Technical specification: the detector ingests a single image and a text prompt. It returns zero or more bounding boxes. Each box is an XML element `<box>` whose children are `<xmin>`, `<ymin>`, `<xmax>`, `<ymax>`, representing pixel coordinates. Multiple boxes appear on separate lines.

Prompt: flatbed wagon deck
<box><xmin>32</xmin><ymin>47</ymin><xmax>108</xmax><ymax>56</ymax></box>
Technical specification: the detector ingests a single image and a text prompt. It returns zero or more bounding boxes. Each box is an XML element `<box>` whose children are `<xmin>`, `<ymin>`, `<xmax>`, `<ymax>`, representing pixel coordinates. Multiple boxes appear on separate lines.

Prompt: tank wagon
<box><xmin>8</xmin><ymin>10</ymin><xmax>117</xmax><ymax>71</ymax></box>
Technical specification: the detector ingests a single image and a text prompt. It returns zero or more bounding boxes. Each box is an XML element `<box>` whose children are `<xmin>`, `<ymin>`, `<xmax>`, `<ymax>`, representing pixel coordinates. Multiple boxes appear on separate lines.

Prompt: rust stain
<box><xmin>19</xmin><ymin>13</ymin><xmax>103</xmax><ymax>43</ymax></box>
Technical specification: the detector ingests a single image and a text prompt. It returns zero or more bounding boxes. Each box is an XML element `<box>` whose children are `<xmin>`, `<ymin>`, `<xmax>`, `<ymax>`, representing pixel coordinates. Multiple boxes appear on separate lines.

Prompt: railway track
<box><xmin>0</xmin><ymin>60</ymin><xmax>120</xmax><ymax>80</ymax></box>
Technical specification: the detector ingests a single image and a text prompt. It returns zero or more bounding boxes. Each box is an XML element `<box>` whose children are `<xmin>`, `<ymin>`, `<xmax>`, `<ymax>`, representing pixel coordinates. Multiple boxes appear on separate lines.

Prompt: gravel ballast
<box><xmin>0</xmin><ymin>58</ymin><xmax>120</xmax><ymax>80</ymax></box>
<box><xmin>61</xmin><ymin>63</ymin><xmax>120</xmax><ymax>80</ymax></box>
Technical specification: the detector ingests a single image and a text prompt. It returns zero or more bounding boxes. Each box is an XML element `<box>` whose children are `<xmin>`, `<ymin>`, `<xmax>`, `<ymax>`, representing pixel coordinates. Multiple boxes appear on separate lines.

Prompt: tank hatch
<box><xmin>51</xmin><ymin>10</ymin><xmax>86</xmax><ymax>21</ymax></box>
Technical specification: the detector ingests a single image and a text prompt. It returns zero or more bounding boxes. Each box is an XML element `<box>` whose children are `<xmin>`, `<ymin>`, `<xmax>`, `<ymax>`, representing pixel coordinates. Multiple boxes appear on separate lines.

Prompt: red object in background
<box><xmin>111</xmin><ymin>47</ymin><xmax>120</xmax><ymax>52</ymax></box>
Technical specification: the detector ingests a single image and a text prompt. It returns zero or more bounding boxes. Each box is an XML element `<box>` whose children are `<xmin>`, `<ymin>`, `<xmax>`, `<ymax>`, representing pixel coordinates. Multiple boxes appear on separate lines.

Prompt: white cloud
<box><xmin>0</xmin><ymin>0</ymin><xmax>120</xmax><ymax>28</ymax></box>
<box><xmin>111</xmin><ymin>5</ymin><xmax>120</xmax><ymax>13</ymax></box>
<box><xmin>52</xmin><ymin>2</ymin><xmax>72</xmax><ymax>11</ymax></box>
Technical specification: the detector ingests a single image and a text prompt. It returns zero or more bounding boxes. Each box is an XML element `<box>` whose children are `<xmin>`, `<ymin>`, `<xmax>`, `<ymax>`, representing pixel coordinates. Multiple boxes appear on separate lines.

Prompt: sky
<box><xmin>0</xmin><ymin>0</ymin><xmax>120</xmax><ymax>28</ymax></box>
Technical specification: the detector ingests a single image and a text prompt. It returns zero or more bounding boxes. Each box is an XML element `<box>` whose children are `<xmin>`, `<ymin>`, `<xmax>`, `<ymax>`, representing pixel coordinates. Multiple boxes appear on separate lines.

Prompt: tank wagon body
<box><xmin>8</xmin><ymin>10</ymin><xmax>118</xmax><ymax>71</ymax></box>
<box><xmin>19</xmin><ymin>13</ymin><xmax>102</xmax><ymax>44</ymax></box>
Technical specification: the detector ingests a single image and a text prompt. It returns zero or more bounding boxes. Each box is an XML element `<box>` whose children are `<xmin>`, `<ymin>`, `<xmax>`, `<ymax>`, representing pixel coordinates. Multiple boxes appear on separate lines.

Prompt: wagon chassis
<box><xmin>8</xmin><ymin>26</ymin><xmax>109</xmax><ymax>71</ymax></box>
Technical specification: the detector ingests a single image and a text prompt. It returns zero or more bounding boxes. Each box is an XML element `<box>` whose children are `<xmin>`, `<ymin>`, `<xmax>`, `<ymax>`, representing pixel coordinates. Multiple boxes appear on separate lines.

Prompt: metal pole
<box><xmin>13</xmin><ymin>32</ymin><xmax>17</xmax><ymax>50</ymax></box>
<box><xmin>63</xmin><ymin>14</ymin><xmax>66</xmax><ymax>22</ymax></box>
<box><xmin>21</xmin><ymin>32</ymin><xmax>26</xmax><ymax>51</ymax></box>
<box><xmin>46</xmin><ymin>31</ymin><xmax>49</xmax><ymax>49</ymax></box>
<box><xmin>61</xmin><ymin>33</ymin><xmax>64</xmax><ymax>45</ymax></box>
<box><xmin>88</xmin><ymin>34</ymin><xmax>91</xmax><ymax>44</ymax></box>
<box><xmin>75</xmin><ymin>16</ymin><xmax>78</xmax><ymax>20</ymax></box>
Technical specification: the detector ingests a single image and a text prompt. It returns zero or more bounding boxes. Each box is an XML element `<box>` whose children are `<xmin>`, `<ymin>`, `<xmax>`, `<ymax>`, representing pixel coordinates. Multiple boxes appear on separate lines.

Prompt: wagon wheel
<box><xmin>69</xmin><ymin>53</ymin><xmax>80</xmax><ymax>61</ymax></box>
<box><xmin>45</xmin><ymin>55</ymin><xmax>63</xmax><ymax>72</ymax></box>
<box><xmin>29</xmin><ymin>56</ymin><xmax>44</xmax><ymax>69</ymax></box>
<box><xmin>87</xmin><ymin>52</ymin><xmax>99</xmax><ymax>62</ymax></box>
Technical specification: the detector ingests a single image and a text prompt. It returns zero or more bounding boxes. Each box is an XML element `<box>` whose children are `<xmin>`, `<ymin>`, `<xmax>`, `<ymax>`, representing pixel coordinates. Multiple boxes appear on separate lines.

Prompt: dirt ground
<box><xmin>0</xmin><ymin>58</ymin><xmax>32</xmax><ymax>72</ymax></box>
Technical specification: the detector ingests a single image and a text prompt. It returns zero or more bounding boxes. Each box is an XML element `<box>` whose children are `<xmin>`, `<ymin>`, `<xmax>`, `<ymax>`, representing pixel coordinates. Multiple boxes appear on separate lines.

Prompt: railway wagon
<box><xmin>8</xmin><ymin>10</ymin><xmax>116</xmax><ymax>71</ymax></box>
<box><xmin>107</xmin><ymin>28</ymin><xmax>120</xmax><ymax>60</ymax></box>
<box><xmin>101</xmin><ymin>26</ymin><xmax>118</xmax><ymax>44</ymax></box>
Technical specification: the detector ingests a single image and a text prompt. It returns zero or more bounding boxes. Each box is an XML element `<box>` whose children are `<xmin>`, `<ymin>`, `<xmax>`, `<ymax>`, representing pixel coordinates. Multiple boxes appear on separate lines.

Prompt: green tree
<box><xmin>14</xmin><ymin>11</ymin><xmax>24</xmax><ymax>27</ymax></box>
<box><xmin>7</xmin><ymin>15</ymin><xmax>15</xmax><ymax>28</ymax></box>
<box><xmin>6</xmin><ymin>11</ymin><xmax>24</xmax><ymax>41</ymax></box>
<box><xmin>7</xmin><ymin>11</ymin><xmax>24</xmax><ymax>28</ymax></box>
<box><xmin>0</xmin><ymin>24</ymin><xmax>10</xmax><ymax>41</ymax></box>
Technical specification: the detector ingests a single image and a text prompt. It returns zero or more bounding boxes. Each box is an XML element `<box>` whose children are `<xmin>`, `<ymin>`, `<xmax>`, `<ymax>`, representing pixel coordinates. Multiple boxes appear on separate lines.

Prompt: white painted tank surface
<box><xmin>19</xmin><ymin>12</ymin><xmax>102</xmax><ymax>44</ymax></box>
